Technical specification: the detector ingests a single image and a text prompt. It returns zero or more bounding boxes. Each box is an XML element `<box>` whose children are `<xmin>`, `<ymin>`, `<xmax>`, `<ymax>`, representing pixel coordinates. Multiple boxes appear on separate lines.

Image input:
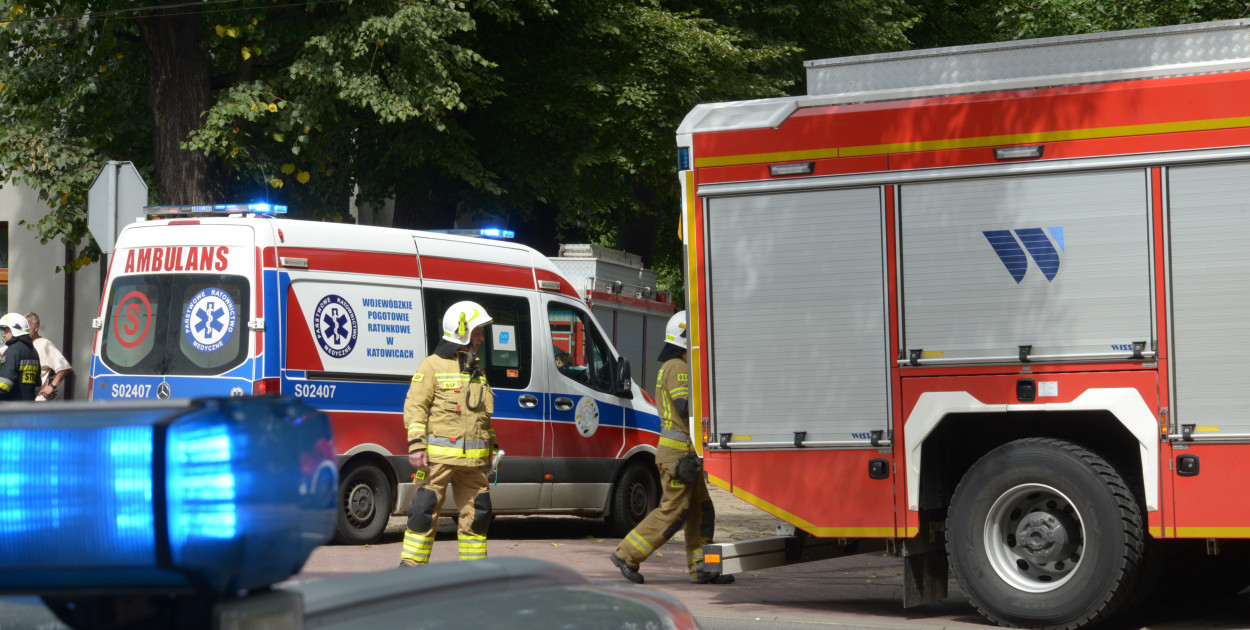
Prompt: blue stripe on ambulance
<box><xmin>547</xmin><ymin>397</ymin><xmax>657</xmax><ymax>431</ymax></box>
<box><xmin>289</xmin><ymin>381</ymin><xmax>547</xmax><ymax>425</ymax></box>
<box><xmin>90</xmin><ymin>355</ymin><xmax>256</xmax><ymax>400</ymax></box>
<box><xmin>261</xmin><ymin>267</ymin><xmax>282</xmax><ymax>379</ymax></box>
<box><xmin>624</xmin><ymin>406</ymin><xmax>661</xmax><ymax>434</ymax></box>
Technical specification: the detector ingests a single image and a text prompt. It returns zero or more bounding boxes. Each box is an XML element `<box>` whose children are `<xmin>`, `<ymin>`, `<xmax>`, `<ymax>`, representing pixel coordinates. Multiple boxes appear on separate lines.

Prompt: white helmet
<box><xmin>664</xmin><ymin>311</ymin><xmax>687</xmax><ymax>348</ymax></box>
<box><xmin>0</xmin><ymin>313</ymin><xmax>29</xmax><ymax>336</ymax></box>
<box><xmin>441</xmin><ymin>301</ymin><xmax>493</xmax><ymax>346</ymax></box>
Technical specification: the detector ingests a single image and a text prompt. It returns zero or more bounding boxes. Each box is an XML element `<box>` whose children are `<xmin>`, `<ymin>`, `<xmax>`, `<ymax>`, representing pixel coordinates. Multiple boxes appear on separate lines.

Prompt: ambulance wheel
<box><xmin>947</xmin><ymin>438</ymin><xmax>1144</xmax><ymax>630</ymax></box>
<box><xmin>606</xmin><ymin>461</ymin><xmax>659</xmax><ymax>537</ymax></box>
<box><xmin>334</xmin><ymin>462</ymin><xmax>392</xmax><ymax>545</ymax></box>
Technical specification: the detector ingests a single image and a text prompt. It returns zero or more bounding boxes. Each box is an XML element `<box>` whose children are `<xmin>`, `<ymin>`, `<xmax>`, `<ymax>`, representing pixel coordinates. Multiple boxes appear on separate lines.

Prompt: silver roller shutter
<box><xmin>900</xmin><ymin>170</ymin><xmax>1152</xmax><ymax>363</ymax></box>
<box><xmin>615</xmin><ymin>310</ymin><xmax>646</xmax><ymax>393</ymax></box>
<box><xmin>705</xmin><ymin>187</ymin><xmax>889</xmax><ymax>445</ymax></box>
<box><xmin>1168</xmin><ymin>162</ymin><xmax>1250</xmax><ymax>436</ymax></box>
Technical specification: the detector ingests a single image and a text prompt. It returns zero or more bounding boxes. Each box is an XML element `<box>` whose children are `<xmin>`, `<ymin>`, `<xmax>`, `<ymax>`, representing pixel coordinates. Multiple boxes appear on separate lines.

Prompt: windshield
<box><xmin>101</xmin><ymin>274</ymin><xmax>251</xmax><ymax>376</ymax></box>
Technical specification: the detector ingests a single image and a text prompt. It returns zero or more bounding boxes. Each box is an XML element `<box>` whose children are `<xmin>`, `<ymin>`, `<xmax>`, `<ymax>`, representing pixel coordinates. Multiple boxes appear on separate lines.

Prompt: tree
<box><xmin>907</xmin><ymin>0</ymin><xmax>1250</xmax><ymax>46</ymax></box>
<box><xmin>0</xmin><ymin>0</ymin><xmax>792</xmax><ymax>271</ymax></box>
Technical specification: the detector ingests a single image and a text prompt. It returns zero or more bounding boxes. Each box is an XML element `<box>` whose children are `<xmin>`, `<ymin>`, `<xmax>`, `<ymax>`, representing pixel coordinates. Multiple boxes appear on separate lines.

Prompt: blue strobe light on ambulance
<box><xmin>89</xmin><ymin>204</ymin><xmax>664</xmax><ymax>545</ymax></box>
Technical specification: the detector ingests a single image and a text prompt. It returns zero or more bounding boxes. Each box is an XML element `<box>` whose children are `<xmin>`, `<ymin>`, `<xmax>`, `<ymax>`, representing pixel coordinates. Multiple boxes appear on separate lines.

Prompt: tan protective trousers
<box><xmin>401</xmin><ymin>462</ymin><xmax>491</xmax><ymax>564</ymax></box>
<box><xmin>614</xmin><ymin>465</ymin><xmax>715</xmax><ymax>579</ymax></box>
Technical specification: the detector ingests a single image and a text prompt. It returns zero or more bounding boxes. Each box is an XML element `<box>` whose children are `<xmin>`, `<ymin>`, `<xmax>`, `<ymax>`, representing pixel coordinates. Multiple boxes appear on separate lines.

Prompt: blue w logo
<box><xmin>983</xmin><ymin>228</ymin><xmax>1064</xmax><ymax>283</ymax></box>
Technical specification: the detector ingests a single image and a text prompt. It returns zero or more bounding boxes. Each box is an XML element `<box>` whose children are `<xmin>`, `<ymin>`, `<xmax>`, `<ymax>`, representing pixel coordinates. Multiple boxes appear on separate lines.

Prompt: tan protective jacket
<box><xmin>404</xmin><ymin>353</ymin><xmax>496</xmax><ymax>467</ymax></box>
<box><xmin>655</xmin><ymin>356</ymin><xmax>693</xmax><ymax>468</ymax></box>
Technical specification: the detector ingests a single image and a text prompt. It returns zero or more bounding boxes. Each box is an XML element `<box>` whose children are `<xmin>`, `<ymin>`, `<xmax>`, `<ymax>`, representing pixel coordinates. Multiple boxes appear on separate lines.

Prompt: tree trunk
<box><xmin>139</xmin><ymin>3</ymin><xmax>217</xmax><ymax>205</ymax></box>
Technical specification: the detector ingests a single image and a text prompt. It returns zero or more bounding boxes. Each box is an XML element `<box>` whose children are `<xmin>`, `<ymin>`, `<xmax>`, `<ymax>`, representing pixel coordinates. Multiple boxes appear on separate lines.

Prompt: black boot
<box><xmin>609</xmin><ymin>553</ymin><xmax>645</xmax><ymax>584</ymax></box>
<box><xmin>692</xmin><ymin>571</ymin><xmax>735</xmax><ymax>584</ymax></box>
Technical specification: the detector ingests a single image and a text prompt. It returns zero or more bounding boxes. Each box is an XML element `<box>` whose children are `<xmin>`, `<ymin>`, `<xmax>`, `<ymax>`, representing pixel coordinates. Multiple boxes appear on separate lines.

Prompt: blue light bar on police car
<box><xmin>0</xmin><ymin>397</ymin><xmax>336</xmax><ymax>595</ymax></box>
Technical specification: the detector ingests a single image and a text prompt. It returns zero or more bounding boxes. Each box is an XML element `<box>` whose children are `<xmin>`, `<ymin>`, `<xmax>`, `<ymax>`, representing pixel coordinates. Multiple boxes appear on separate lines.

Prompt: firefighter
<box><xmin>399</xmin><ymin>301</ymin><xmax>498</xmax><ymax>567</ymax></box>
<box><xmin>0</xmin><ymin>312</ymin><xmax>41</xmax><ymax>401</ymax></box>
<box><xmin>609</xmin><ymin>310</ymin><xmax>734</xmax><ymax>585</ymax></box>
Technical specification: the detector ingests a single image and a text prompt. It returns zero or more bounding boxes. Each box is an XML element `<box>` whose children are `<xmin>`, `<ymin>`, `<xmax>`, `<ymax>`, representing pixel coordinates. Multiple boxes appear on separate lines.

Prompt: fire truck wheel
<box><xmin>947</xmin><ymin>438</ymin><xmax>1144</xmax><ymax>630</ymax></box>
<box><xmin>606</xmin><ymin>461</ymin><xmax>659</xmax><ymax>537</ymax></box>
<box><xmin>334</xmin><ymin>463</ymin><xmax>392</xmax><ymax>545</ymax></box>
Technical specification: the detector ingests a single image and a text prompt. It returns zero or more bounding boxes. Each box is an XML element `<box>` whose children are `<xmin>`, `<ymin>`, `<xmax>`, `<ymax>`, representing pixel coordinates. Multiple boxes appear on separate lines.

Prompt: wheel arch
<box><xmin>611</xmin><ymin>446</ymin><xmax>658</xmax><ymax>490</ymax></box>
<box><xmin>904</xmin><ymin>388</ymin><xmax>1158</xmax><ymax>515</ymax></box>
<box><xmin>603</xmin><ymin>447</ymin><xmax>659</xmax><ymax>516</ymax></box>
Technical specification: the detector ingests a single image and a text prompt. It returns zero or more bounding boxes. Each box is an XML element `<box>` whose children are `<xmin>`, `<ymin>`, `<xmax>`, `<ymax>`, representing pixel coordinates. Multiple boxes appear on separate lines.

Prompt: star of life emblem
<box><xmin>183</xmin><ymin>288</ymin><xmax>237</xmax><ymax>353</ymax></box>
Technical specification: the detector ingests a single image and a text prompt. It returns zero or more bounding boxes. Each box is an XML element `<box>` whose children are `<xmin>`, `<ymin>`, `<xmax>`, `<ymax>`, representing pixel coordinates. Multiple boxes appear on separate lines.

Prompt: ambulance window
<box><xmin>101</xmin><ymin>274</ymin><xmax>250</xmax><ymax>375</ymax></box>
<box><xmin>422</xmin><ymin>289</ymin><xmax>531</xmax><ymax>390</ymax></box>
<box><xmin>548</xmin><ymin>304</ymin><xmax>613</xmax><ymax>392</ymax></box>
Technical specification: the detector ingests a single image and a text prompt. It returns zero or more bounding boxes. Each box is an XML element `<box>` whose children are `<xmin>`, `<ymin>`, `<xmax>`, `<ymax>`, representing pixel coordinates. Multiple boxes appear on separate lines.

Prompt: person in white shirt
<box><xmin>25</xmin><ymin>312</ymin><xmax>72</xmax><ymax>401</ymax></box>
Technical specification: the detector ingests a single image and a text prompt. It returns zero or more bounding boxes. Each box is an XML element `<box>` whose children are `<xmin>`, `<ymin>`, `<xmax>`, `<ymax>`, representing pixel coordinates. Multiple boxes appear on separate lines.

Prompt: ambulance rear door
<box><xmin>92</xmin><ymin>222</ymin><xmax>259</xmax><ymax>400</ymax></box>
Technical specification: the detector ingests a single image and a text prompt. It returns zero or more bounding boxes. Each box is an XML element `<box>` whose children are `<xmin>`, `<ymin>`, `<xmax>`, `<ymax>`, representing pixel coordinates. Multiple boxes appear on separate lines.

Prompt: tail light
<box><xmin>253</xmin><ymin>378</ymin><xmax>281</xmax><ymax>396</ymax></box>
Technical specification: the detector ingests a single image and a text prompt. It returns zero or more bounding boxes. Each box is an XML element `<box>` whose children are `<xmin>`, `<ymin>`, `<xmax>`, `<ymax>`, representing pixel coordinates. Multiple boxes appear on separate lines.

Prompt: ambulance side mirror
<box><xmin>614</xmin><ymin>357</ymin><xmax>634</xmax><ymax>399</ymax></box>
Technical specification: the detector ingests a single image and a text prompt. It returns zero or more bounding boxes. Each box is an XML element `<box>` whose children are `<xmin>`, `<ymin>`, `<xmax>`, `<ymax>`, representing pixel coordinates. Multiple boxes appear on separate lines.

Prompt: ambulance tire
<box><xmin>947</xmin><ymin>438</ymin><xmax>1144</xmax><ymax>630</ymax></box>
<box><xmin>606</xmin><ymin>461</ymin><xmax>659</xmax><ymax>537</ymax></box>
<box><xmin>334</xmin><ymin>462</ymin><xmax>392</xmax><ymax>545</ymax></box>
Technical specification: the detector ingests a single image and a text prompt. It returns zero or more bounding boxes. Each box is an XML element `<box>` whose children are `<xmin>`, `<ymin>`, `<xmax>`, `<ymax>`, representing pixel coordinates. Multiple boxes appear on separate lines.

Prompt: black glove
<box><xmin>674</xmin><ymin>452</ymin><xmax>701</xmax><ymax>485</ymax></box>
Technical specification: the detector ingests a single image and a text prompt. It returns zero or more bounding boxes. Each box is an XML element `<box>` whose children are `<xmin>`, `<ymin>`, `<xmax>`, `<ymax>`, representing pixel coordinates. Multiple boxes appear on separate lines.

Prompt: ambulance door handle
<box><xmin>554</xmin><ymin>397</ymin><xmax>574</xmax><ymax>411</ymax></box>
<box><xmin>518</xmin><ymin>394</ymin><xmax>538</xmax><ymax>409</ymax></box>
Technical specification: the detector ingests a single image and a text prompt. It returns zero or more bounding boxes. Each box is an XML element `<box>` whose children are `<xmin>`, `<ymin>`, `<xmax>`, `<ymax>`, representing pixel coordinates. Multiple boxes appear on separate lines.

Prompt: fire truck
<box><xmin>678</xmin><ymin>19</ymin><xmax>1250</xmax><ymax>630</ymax></box>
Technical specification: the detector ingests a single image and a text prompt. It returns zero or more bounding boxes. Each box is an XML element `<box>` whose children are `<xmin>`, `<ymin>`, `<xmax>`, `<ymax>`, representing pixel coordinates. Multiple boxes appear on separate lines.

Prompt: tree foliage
<box><xmin>0</xmin><ymin>0</ymin><xmax>799</xmax><ymax>276</ymax></box>
<box><xmin>5</xmin><ymin>0</ymin><xmax>1248</xmax><ymax>285</ymax></box>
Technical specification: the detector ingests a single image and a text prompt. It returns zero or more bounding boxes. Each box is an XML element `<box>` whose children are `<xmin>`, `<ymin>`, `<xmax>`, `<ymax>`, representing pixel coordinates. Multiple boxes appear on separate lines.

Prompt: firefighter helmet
<box><xmin>441</xmin><ymin>301</ymin><xmax>493</xmax><ymax>346</ymax></box>
<box><xmin>0</xmin><ymin>312</ymin><xmax>30</xmax><ymax>336</ymax></box>
<box><xmin>664</xmin><ymin>311</ymin><xmax>687</xmax><ymax>348</ymax></box>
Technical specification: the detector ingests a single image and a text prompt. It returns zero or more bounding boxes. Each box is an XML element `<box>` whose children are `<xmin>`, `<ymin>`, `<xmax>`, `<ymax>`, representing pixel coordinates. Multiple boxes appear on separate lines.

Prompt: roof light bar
<box><xmin>0</xmin><ymin>397</ymin><xmax>336</xmax><ymax>595</ymax></box>
<box><xmin>147</xmin><ymin>203</ymin><xmax>289</xmax><ymax>217</ymax></box>
<box><xmin>429</xmin><ymin>228</ymin><xmax>516</xmax><ymax>239</ymax></box>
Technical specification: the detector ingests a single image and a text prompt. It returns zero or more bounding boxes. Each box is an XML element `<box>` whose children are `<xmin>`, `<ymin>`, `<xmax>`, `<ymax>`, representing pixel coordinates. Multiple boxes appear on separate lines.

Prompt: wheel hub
<box><xmin>983</xmin><ymin>483</ymin><xmax>1085</xmax><ymax>592</ymax></box>
<box><xmin>1015</xmin><ymin>510</ymin><xmax>1078</xmax><ymax>564</ymax></box>
<box><xmin>347</xmin><ymin>484</ymin><xmax>376</xmax><ymax>523</ymax></box>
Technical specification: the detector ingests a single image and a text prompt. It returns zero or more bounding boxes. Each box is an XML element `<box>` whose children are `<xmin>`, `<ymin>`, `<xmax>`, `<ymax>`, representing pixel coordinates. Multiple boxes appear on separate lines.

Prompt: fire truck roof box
<box><xmin>551</xmin><ymin>244</ymin><xmax>660</xmax><ymax>300</ymax></box>
<box><xmin>557</xmin><ymin>243</ymin><xmax>643</xmax><ymax>269</ymax></box>
<box><xmin>679</xmin><ymin>19</ymin><xmax>1250</xmax><ymax>134</ymax></box>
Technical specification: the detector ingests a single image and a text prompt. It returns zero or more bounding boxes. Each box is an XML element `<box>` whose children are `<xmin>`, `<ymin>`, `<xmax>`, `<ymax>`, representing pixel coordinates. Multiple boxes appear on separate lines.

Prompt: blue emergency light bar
<box><xmin>0</xmin><ymin>397</ymin><xmax>336</xmax><ymax>595</ymax></box>
<box><xmin>428</xmin><ymin>228</ymin><xmax>515</xmax><ymax>239</ymax></box>
<box><xmin>146</xmin><ymin>203</ymin><xmax>288</xmax><ymax>216</ymax></box>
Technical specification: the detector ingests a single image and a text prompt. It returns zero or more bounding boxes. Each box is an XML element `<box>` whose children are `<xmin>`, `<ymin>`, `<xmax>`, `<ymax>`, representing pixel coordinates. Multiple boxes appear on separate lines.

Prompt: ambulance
<box><xmin>88</xmin><ymin>204</ymin><xmax>663</xmax><ymax>544</ymax></box>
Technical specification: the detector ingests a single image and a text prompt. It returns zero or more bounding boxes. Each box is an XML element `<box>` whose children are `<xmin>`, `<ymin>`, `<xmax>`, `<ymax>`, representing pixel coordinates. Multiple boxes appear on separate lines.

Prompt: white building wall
<box><xmin>0</xmin><ymin>182</ymin><xmax>103</xmax><ymax>401</ymax></box>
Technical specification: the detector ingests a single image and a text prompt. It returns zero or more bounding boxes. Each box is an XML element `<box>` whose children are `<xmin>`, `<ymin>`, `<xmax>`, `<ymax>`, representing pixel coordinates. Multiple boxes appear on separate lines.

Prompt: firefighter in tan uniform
<box><xmin>399</xmin><ymin>301</ymin><xmax>498</xmax><ymax>566</ymax></box>
<box><xmin>609</xmin><ymin>311</ymin><xmax>734</xmax><ymax>585</ymax></box>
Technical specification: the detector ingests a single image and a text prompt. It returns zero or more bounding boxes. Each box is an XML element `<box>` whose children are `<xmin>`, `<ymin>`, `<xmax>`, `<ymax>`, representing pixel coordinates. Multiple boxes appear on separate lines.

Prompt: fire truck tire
<box><xmin>606</xmin><ymin>461</ymin><xmax>659</xmax><ymax>537</ymax></box>
<box><xmin>946</xmin><ymin>438</ymin><xmax>1144</xmax><ymax>630</ymax></box>
<box><xmin>334</xmin><ymin>462</ymin><xmax>392</xmax><ymax>545</ymax></box>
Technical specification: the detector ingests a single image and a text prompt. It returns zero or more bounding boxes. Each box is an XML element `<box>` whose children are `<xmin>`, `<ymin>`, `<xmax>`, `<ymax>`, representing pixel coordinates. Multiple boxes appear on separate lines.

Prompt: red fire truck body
<box><xmin>678</xmin><ymin>20</ymin><xmax>1250</xmax><ymax>629</ymax></box>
